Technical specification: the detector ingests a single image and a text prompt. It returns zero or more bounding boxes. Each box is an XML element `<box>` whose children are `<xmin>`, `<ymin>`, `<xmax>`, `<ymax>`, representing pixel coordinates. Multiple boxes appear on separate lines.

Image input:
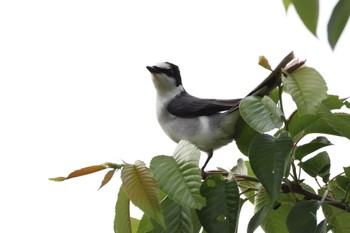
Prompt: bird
<box><xmin>146</xmin><ymin>52</ymin><xmax>303</xmax><ymax>176</ymax></box>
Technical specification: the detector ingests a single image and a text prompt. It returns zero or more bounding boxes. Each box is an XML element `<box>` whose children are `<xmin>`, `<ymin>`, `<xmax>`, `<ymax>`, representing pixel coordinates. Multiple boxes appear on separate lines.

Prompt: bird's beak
<box><xmin>146</xmin><ymin>66</ymin><xmax>160</xmax><ymax>73</ymax></box>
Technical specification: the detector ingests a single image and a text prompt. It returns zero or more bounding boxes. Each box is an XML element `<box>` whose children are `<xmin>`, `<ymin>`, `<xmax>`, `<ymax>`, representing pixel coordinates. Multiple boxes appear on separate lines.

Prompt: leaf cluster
<box><xmin>51</xmin><ymin>55</ymin><xmax>350</xmax><ymax>233</ymax></box>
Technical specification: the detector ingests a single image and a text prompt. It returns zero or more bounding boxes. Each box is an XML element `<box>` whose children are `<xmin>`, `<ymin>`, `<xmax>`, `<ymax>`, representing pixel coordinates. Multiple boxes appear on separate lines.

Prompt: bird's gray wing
<box><xmin>167</xmin><ymin>92</ymin><xmax>241</xmax><ymax>117</ymax></box>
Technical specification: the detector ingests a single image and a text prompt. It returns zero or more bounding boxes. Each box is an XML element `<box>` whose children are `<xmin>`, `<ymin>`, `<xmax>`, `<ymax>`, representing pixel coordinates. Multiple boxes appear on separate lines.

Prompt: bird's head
<box><xmin>146</xmin><ymin>62</ymin><xmax>183</xmax><ymax>94</ymax></box>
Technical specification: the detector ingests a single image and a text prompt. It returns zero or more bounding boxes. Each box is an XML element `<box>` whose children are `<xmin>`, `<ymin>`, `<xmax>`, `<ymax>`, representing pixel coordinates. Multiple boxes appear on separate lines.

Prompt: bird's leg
<box><xmin>201</xmin><ymin>150</ymin><xmax>213</xmax><ymax>179</ymax></box>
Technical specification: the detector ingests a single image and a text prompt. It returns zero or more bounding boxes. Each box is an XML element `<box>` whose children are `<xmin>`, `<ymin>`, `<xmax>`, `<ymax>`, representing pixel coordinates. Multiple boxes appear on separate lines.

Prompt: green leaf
<box><xmin>295</xmin><ymin>136</ymin><xmax>332</xmax><ymax>160</ymax></box>
<box><xmin>261</xmin><ymin>187</ymin><xmax>316</xmax><ymax>233</ymax></box>
<box><xmin>318</xmin><ymin>104</ymin><xmax>350</xmax><ymax>140</ymax></box>
<box><xmin>249</xmin><ymin>132</ymin><xmax>293</xmax><ymax>202</ymax></box>
<box><xmin>150</xmin><ymin>141</ymin><xmax>205</xmax><ymax>209</ymax></box>
<box><xmin>286</xmin><ymin>200</ymin><xmax>319</xmax><ymax>233</ymax></box>
<box><xmin>328</xmin><ymin>0</ymin><xmax>350</xmax><ymax>49</ymax></box>
<box><xmin>283</xmin><ymin>0</ymin><xmax>292</xmax><ymax>11</ymax></box>
<box><xmin>321</xmin><ymin>203</ymin><xmax>350</xmax><ymax>233</ymax></box>
<box><xmin>121</xmin><ymin>161</ymin><xmax>164</xmax><ymax>228</ymax></box>
<box><xmin>245</xmin><ymin>160</ymin><xmax>256</xmax><ymax>178</ymax></box>
<box><xmin>262</xmin><ymin>202</ymin><xmax>292</xmax><ymax>233</ymax></box>
<box><xmin>344</xmin><ymin>166</ymin><xmax>350</xmax><ymax>179</ymax></box>
<box><xmin>231</xmin><ymin>158</ymin><xmax>248</xmax><ymax>175</ymax></box>
<box><xmin>197</xmin><ymin>175</ymin><xmax>241</xmax><ymax>233</ymax></box>
<box><xmin>329</xmin><ymin>178</ymin><xmax>349</xmax><ymax>201</ymax></box>
<box><xmin>232</xmin><ymin>160</ymin><xmax>257</xmax><ymax>203</ymax></box>
<box><xmin>115</xmin><ymin>186</ymin><xmax>132</xmax><ymax>233</ymax></box>
<box><xmin>293</xmin><ymin>0</ymin><xmax>319</xmax><ymax>35</ymax></box>
<box><xmin>239</xmin><ymin>96</ymin><xmax>284</xmax><ymax>133</ymax></box>
<box><xmin>316</xmin><ymin>219</ymin><xmax>328</xmax><ymax>233</ymax></box>
<box><xmin>149</xmin><ymin>197</ymin><xmax>194</xmax><ymax>233</ymax></box>
<box><xmin>335</xmin><ymin>176</ymin><xmax>350</xmax><ymax>192</ymax></box>
<box><xmin>191</xmin><ymin>209</ymin><xmax>202</xmax><ymax>233</ymax></box>
<box><xmin>318</xmin><ymin>184</ymin><xmax>350</xmax><ymax>233</ymax></box>
<box><xmin>345</xmin><ymin>101</ymin><xmax>350</xmax><ymax>108</ymax></box>
<box><xmin>247</xmin><ymin>204</ymin><xmax>273</xmax><ymax>233</ymax></box>
<box><xmin>283</xmin><ymin>67</ymin><xmax>327</xmax><ymax>115</ymax></box>
<box><xmin>137</xmin><ymin>214</ymin><xmax>153</xmax><ymax>233</ymax></box>
<box><xmin>322</xmin><ymin>95</ymin><xmax>349</xmax><ymax>110</ymax></box>
<box><xmin>131</xmin><ymin>218</ymin><xmax>140</xmax><ymax>233</ymax></box>
<box><xmin>269</xmin><ymin>88</ymin><xmax>280</xmax><ymax>104</ymax></box>
<box><xmin>300</xmin><ymin>151</ymin><xmax>330</xmax><ymax>180</ymax></box>
<box><xmin>288</xmin><ymin>96</ymin><xmax>350</xmax><ymax>139</ymax></box>
<box><xmin>254</xmin><ymin>190</ymin><xmax>270</xmax><ymax>213</ymax></box>
<box><xmin>288</xmin><ymin>111</ymin><xmax>350</xmax><ymax>139</ymax></box>
<box><xmin>234</xmin><ymin>116</ymin><xmax>260</xmax><ymax>156</ymax></box>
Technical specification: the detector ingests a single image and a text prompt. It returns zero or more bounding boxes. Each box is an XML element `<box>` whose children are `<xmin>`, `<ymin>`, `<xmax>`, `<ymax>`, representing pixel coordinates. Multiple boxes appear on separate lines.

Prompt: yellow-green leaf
<box><xmin>283</xmin><ymin>0</ymin><xmax>292</xmax><ymax>11</ymax></box>
<box><xmin>115</xmin><ymin>186</ymin><xmax>132</xmax><ymax>233</ymax></box>
<box><xmin>49</xmin><ymin>176</ymin><xmax>66</xmax><ymax>182</ymax></box>
<box><xmin>121</xmin><ymin>160</ymin><xmax>165</xmax><ymax>228</ymax></box>
<box><xmin>259</xmin><ymin>55</ymin><xmax>272</xmax><ymax>71</ymax></box>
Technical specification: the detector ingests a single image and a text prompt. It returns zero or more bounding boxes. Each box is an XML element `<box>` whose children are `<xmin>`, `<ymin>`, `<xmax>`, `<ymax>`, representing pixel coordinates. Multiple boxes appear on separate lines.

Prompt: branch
<box><xmin>282</xmin><ymin>181</ymin><xmax>349</xmax><ymax>211</ymax></box>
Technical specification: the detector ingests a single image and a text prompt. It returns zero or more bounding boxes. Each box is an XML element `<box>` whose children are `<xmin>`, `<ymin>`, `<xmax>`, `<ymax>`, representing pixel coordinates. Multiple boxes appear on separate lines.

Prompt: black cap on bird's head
<box><xmin>146</xmin><ymin>62</ymin><xmax>182</xmax><ymax>87</ymax></box>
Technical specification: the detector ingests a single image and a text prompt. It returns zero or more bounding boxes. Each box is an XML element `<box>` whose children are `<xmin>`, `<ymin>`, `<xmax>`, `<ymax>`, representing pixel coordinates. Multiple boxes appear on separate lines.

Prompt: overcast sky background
<box><xmin>1</xmin><ymin>0</ymin><xmax>350</xmax><ymax>232</ymax></box>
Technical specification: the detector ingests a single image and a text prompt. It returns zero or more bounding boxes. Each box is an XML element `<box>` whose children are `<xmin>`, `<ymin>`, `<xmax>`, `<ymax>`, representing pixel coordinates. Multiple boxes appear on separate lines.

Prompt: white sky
<box><xmin>1</xmin><ymin>0</ymin><xmax>349</xmax><ymax>232</ymax></box>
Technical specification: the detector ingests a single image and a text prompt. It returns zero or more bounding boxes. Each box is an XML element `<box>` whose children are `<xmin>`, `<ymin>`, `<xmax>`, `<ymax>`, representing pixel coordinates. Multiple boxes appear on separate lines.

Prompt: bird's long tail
<box><xmin>246</xmin><ymin>51</ymin><xmax>305</xmax><ymax>97</ymax></box>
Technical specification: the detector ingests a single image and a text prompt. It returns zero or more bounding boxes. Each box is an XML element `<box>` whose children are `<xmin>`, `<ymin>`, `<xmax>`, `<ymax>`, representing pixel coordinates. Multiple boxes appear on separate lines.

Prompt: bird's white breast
<box><xmin>156</xmin><ymin>93</ymin><xmax>239</xmax><ymax>152</ymax></box>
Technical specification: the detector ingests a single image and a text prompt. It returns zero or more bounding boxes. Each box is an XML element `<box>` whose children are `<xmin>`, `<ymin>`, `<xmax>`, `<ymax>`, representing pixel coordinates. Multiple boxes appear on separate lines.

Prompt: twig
<box><xmin>282</xmin><ymin>181</ymin><xmax>349</xmax><ymax>211</ymax></box>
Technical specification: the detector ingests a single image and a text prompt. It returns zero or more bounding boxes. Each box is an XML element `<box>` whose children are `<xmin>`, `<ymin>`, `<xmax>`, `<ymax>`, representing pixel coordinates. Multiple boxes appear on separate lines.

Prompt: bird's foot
<box><xmin>201</xmin><ymin>169</ymin><xmax>230</xmax><ymax>180</ymax></box>
<box><xmin>201</xmin><ymin>169</ymin><xmax>208</xmax><ymax>180</ymax></box>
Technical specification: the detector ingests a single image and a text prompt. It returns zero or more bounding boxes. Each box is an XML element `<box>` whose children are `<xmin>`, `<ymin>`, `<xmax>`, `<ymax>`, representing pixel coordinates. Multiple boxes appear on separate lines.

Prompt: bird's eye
<box><xmin>156</xmin><ymin>67</ymin><xmax>174</xmax><ymax>76</ymax></box>
<box><xmin>166</xmin><ymin>70</ymin><xmax>174</xmax><ymax>76</ymax></box>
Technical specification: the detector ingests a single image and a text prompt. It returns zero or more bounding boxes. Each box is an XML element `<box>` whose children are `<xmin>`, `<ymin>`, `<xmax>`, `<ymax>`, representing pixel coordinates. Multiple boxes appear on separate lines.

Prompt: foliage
<box><xmin>51</xmin><ymin>54</ymin><xmax>350</xmax><ymax>233</ymax></box>
<box><xmin>283</xmin><ymin>0</ymin><xmax>350</xmax><ymax>49</ymax></box>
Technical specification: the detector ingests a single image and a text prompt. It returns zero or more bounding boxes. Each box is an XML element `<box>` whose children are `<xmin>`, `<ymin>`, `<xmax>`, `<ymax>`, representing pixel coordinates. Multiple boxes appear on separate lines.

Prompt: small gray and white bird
<box><xmin>146</xmin><ymin>52</ymin><xmax>302</xmax><ymax>175</ymax></box>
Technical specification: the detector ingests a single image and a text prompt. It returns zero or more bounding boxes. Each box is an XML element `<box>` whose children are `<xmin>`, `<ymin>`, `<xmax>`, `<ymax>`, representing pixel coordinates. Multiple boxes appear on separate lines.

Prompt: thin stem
<box><xmin>330</xmin><ymin>172</ymin><xmax>345</xmax><ymax>183</ymax></box>
<box><xmin>315</xmin><ymin>178</ymin><xmax>323</xmax><ymax>189</ymax></box>
<box><xmin>242</xmin><ymin>192</ymin><xmax>259</xmax><ymax>202</ymax></box>
<box><xmin>278</xmin><ymin>85</ymin><xmax>284</xmax><ymax>114</ymax></box>
<box><xmin>298</xmin><ymin>164</ymin><xmax>302</xmax><ymax>181</ymax></box>
<box><xmin>291</xmin><ymin>162</ymin><xmax>299</xmax><ymax>184</ymax></box>
<box><xmin>240</xmin><ymin>188</ymin><xmax>258</xmax><ymax>196</ymax></box>
<box><xmin>290</xmin><ymin>133</ymin><xmax>304</xmax><ymax>182</ymax></box>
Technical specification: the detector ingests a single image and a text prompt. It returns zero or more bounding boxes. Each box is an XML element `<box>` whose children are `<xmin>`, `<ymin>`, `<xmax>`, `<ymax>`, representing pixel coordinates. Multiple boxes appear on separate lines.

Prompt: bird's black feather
<box><xmin>167</xmin><ymin>91</ymin><xmax>241</xmax><ymax>117</ymax></box>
